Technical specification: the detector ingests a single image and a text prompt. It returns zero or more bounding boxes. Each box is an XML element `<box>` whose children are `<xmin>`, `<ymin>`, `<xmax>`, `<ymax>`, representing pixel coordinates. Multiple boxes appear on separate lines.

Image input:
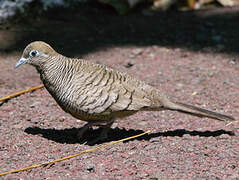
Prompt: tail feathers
<box><xmin>165</xmin><ymin>101</ymin><xmax>235</xmax><ymax>121</ymax></box>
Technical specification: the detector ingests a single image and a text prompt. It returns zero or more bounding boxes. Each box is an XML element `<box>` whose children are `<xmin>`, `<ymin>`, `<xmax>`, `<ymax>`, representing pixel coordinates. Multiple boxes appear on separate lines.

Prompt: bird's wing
<box><xmin>75</xmin><ymin>66</ymin><xmax>151</xmax><ymax>114</ymax></box>
<box><xmin>110</xmin><ymin>81</ymin><xmax>151</xmax><ymax>111</ymax></box>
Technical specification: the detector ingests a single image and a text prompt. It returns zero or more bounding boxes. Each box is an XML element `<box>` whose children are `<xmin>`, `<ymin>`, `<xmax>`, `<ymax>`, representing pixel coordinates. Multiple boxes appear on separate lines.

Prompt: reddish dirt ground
<box><xmin>0</xmin><ymin>4</ymin><xmax>239</xmax><ymax>179</ymax></box>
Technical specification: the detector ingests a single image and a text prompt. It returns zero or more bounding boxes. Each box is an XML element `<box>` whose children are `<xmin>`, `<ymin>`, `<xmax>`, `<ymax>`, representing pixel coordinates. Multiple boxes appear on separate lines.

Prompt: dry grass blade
<box><xmin>0</xmin><ymin>84</ymin><xmax>44</xmax><ymax>102</ymax></box>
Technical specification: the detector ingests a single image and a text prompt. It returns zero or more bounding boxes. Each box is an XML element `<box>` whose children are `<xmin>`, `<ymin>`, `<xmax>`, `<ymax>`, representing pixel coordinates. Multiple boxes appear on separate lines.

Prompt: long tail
<box><xmin>164</xmin><ymin>101</ymin><xmax>235</xmax><ymax>121</ymax></box>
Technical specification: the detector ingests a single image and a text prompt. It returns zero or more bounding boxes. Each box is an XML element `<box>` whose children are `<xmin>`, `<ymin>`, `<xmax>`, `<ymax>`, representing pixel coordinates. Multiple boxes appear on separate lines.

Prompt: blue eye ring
<box><xmin>29</xmin><ymin>50</ymin><xmax>39</xmax><ymax>57</ymax></box>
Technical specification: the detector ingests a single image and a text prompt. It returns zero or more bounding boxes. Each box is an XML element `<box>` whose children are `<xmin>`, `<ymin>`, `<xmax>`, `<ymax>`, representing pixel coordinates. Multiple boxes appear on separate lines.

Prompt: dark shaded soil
<box><xmin>0</xmin><ymin>4</ymin><xmax>238</xmax><ymax>179</ymax></box>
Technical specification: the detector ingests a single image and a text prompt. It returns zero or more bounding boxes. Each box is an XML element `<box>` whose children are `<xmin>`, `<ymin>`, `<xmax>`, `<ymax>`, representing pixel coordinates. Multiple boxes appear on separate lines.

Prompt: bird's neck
<box><xmin>40</xmin><ymin>56</ymin><xmax>73</xmax><ymax>91</ymax></box>
<box><xmin>39</xmin><ymin>56</ymin><xmax>84</xmax><ymax>101</ymax></box>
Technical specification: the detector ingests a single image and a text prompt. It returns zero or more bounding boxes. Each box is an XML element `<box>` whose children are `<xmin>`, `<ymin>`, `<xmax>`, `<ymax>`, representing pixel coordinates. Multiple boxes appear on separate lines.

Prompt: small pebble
<box><xmin>183</xmin><ymin>134</ymin><xmax>191</xmax><ymax>138</ymax></box>
<box><xmin>229</xmin><ymin>59</ymin><xmax>236</xmax><ymax>65</ymax></box>
<box><xmin>86</xmin><ymin>164</ymin><xmax>95</xmax><ymax>172</ymax></box>
<box><xmin>132</xmin><ymin>48</ymin><xmax>143</xmax><ymax>55</ymax></box>
<box><xmin>219</xmin><ymin>134</ymin><xmax>230</xmax><ymax>139</ymax></box>
<box><xmin>125</xmin><ymin>60</ymin><xmax>135</xmax><ymax>68</ymax></box>
<box><xmin>137</xmin><ymin>121</ymin><xmax>148</xmax><ymax>126</ymax></box>
<box><xmin>30</xmin><ymin>101</ymin><xmax>41</xmax><ymax>108</ymax></box>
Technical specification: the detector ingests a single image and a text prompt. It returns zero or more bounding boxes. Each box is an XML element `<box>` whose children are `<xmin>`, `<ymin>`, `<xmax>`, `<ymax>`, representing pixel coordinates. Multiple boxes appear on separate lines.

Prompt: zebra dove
<box><xmin>15</xmin><ymin>41</ymin><xmax>235</xmax><ymax>143</ymax></box>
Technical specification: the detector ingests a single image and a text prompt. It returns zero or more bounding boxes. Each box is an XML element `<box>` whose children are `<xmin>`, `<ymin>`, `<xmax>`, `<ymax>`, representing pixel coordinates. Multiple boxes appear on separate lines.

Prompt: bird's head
<box><xmin>15</xmin><ymin>41</ymin><xmax>57</xmax><ymax>68</ymax></box>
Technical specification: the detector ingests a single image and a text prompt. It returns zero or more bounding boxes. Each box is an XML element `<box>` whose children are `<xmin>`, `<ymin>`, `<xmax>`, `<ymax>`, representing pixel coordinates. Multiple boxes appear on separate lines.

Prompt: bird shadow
<box><xmin>24</xmin><ymin>126</ymin><xmax>235</xmax><ymax>146</ymax></box>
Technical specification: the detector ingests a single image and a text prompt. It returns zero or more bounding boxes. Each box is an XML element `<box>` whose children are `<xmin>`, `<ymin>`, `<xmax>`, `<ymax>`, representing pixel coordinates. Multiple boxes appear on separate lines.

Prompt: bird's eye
<box><xmin>29</xmin><ymin>50</ymin><xmax>39</xmax><ymax>57</ymax></box>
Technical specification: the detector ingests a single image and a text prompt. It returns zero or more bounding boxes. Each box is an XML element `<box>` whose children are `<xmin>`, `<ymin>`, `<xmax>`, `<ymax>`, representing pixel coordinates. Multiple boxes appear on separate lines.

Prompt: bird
<box><xmin>15</xmin><ymin>41</ymin><xmax>235</xmax><ymax>143</ymax></box>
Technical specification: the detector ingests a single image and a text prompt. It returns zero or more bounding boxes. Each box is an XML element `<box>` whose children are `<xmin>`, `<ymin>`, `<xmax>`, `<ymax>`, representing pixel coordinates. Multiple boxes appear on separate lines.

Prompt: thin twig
<box><xmin>0</xmin><ymin>84</ymin><xmax>44</xmax><ymax>102</ymax></box>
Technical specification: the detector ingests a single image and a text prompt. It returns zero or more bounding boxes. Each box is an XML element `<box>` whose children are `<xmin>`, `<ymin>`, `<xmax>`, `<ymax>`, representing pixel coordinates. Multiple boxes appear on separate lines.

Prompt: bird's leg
<box><xmin>88</xmin><ymin>120</ymin><xmax>115</xmax><ymax>144</ymax></box>
<box><xmin>98</xmin><ymin>120</ymin><xmax>114</xmax><ymax>141</ymax></box>
<box><xmin>77</xmin><ymin>122</ymin><xmax>95</xmax><ymax>140</ymax></box>
<box><xmin>77</xmin><ymin>120</ymin><xmax>115</xmax><ymax>143</ymax></box>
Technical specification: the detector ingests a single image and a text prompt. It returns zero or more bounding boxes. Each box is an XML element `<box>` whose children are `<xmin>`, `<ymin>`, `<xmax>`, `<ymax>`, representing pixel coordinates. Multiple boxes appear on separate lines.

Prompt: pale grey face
<box><xmin>15</xmin><ymin>49</ymin><xmax>40</xmax><ymax>68</ymax></box>
<box><xmin>15</xmin><ymin>41</ymin><xmax>56</xmax><ymax>68</ymax></box>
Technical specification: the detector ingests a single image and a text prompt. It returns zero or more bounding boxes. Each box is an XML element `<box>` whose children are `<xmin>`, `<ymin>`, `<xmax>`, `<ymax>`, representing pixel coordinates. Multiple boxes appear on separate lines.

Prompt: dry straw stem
<box><xmin>0</xmin><ymin>84</ymin><xmax>44</xmax><ymax>102</ymax></box>
<box><xmin>0</xmin><ymin>130</ymin><xmax>151</xmax><ymax>176</ymax></box>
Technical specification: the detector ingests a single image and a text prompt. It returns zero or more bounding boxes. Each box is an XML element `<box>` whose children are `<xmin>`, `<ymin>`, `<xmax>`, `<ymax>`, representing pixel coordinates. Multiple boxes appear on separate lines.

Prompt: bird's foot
<box><xmin>77</xmin><ymin>123</ymin><xmax>93</xmax><ymax>141</ymax></box>
<box><xmin>86</xmin><ymin>127</ymin><xmax>110</xmax><ymax>145</ymax></box>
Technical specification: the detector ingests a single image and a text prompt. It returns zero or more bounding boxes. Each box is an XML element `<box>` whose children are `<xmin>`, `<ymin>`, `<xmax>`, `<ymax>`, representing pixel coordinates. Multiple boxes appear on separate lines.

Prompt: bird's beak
<box><xmin>15</xmin><ymin>57</ymin><xmax>28</xmax><ymax>68</ymax></box>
